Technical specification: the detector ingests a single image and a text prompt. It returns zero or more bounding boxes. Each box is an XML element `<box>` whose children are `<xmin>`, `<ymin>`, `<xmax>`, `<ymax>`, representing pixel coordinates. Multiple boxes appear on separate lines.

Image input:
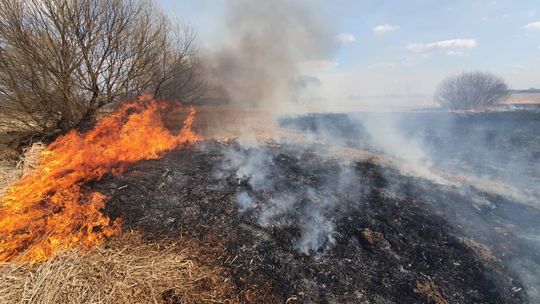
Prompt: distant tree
<box><xmin>434</xmin><ymin>71</ymin><xmax>510</xmax><ymax>110</ymax></box>
<box><xmin>0</xmin><ymin>0</ymin><xmax>203</xmax><ymax>137</ymax></box>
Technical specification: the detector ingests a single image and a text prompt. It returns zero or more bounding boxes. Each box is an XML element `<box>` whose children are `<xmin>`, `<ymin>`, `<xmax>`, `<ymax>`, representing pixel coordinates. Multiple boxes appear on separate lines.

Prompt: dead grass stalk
<box><xmin>0</xmin><ymin>232</ymin><xmax>237</xmax><ymax>304</ymax></box>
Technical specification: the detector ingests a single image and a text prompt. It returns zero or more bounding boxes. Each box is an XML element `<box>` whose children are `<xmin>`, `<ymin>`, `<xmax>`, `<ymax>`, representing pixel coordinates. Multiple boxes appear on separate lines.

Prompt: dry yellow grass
<box><xmin>0</xmin><ymin>165</ymin><xmax>20</xmax><ymax>196</ymax></box>
<box><xmin>414</xmin><ymin>281</ymin><xmax>448</xmax><ymax>304</ymax></box>
<box><xmin>505</xmin><ymin>93</ymin><xmax>540</xmax><ymax>105</ymax></box>
<box><xmin>0</xmin><ymin>232</ymin><xmax>237</xmax><ymax>304</ymax></box>
<box><xmin>16</xmin><ymin>142</ymin><xmax>45</xmax><ymax>175</ymax></box>
<box><xmin>459</xmin><ymin>237</ymin><xmax>496</xmax><ymax>263</ymax></box>
<box><xmin>0</xmin><ymin>142</ymin><xmax>44</xmax><ymax>196</ymax></box>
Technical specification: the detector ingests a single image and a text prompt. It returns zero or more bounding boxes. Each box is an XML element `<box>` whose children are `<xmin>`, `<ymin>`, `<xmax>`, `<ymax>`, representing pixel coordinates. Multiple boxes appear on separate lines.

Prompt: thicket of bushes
<box><xmin>0</xmin><ymin>0</ymin><xmax>203</xmax><ymax>138</ymax></box>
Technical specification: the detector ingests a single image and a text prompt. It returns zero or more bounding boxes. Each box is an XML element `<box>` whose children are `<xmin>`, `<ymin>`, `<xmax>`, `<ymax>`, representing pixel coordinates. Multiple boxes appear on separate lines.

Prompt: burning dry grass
<box><xmin>0</xmin><ymin>106</ymin><xmax>236</xmax><ymax>303</ymax></box>
<box><xmin>0</xmin><ymin>95</ymin><xmax>201</xmax><ymax>263</ymax></box>
<box><xmin>0</xmin><ymin>232</ymin><xmax>237</xmax><ymax>304</ymax></box>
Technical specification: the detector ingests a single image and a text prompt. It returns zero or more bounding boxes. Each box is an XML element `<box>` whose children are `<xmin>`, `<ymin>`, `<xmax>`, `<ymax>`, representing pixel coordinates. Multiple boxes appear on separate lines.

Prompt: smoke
<box><xmin>217</xmin><ymin>143</ymin><xmax>369</xmax><ymax>255</ymax></box>
<box><xmin>279</xmin><ymin>110</ymin><xmax>540</xmax><ymax>301</ymax></box>
<box><xmin>201</xmin><ymin>0</ymin><xmax>336</xmax><ymax>111</ymax></box>
<box><xmin>282</xmin><ymin>111</ymin><xmax>539</xmax><ymax>206</ymax></box>
<box><xmin>201</xmin><ymin>1</ymin><xmax>347</xmax><ymax>255</ymax></box>
<box><xmin>358</xmin><ymin>114</ymin><xmax>436</xmax><ymax>181</ymax></box>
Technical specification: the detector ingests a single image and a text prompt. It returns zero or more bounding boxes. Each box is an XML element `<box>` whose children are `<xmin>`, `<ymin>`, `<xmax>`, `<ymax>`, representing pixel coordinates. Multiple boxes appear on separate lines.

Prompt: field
<box><xmin>93</xmin><ymin>107</ymin><xmax>538</xmax><ymax>302</ymax></box>
<box><xmin>1</xmin><ymin>0</ymin><xmax>539</xmax><ymax>302</ymax></box>
<box><xmin>1</xmin><ymin>107</ymin><xmax>539</xmax><ymax>303</ymax></box>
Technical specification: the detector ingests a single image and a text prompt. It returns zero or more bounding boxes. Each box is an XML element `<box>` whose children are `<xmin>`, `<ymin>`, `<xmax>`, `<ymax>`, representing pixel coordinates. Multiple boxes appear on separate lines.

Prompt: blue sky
<box><xmin>159</xmin><ymin>0</ymin><xmax>540</xmax><ymax>108</ymax></box>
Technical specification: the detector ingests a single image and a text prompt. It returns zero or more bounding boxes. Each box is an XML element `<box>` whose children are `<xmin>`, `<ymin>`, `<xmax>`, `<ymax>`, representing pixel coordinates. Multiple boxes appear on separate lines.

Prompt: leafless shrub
<box><xmin>434</xmin><ymin>71</ymin><xmax>510</xmax><ymax>110</ymax></box>
<box><xmin>0</xmin><ymin>0</ymin><xmax>203</xmax><ymax>137</ymax></box>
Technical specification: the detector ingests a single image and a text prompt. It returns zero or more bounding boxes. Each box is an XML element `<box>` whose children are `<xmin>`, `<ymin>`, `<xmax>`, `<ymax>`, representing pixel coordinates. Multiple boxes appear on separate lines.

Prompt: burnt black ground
<box><xmin>94</xmin><ymin>140</ymin><xmax>536</xmax><ymax>304</ymax></box>
<box><xmin>279</xmin><ymin>109</ymin><xmax>540</xmax><ymax>200</ymax></box>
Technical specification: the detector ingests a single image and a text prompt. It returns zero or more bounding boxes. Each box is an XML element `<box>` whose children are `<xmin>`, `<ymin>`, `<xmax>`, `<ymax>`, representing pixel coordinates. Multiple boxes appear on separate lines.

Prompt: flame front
<box><xmin>0</xmin><ymin>95</ymin><xmax>200</xmax><ymax>263</ymax></box>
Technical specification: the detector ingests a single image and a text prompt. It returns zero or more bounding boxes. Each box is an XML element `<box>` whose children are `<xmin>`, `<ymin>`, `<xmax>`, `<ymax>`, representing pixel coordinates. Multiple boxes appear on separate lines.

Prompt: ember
<box><xmin>0</xmin><ymin>94</ymin><xmax>200</xmax><ymax>262</ymax></box>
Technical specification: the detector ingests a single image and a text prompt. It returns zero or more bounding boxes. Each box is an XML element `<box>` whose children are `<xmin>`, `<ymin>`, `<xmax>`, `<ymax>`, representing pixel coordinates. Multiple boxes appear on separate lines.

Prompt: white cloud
<box><xmin>373</xmin><ymin>24</ymin><xmax>400</xmax><ymax>35</ymax></box>
<box><xmin>407</xmin><ymin>39</ymin><xmax>477</xmax><ymax>53</ymax></box>
<box><xmin>336</xmin><ymin>33</ymin><xmax>357</xmax><ymax>45</ymax></box>
<box><xmin>524</xmin><ymin>21</ymin><xmax>540</xmax><ymax>30</ymax></box>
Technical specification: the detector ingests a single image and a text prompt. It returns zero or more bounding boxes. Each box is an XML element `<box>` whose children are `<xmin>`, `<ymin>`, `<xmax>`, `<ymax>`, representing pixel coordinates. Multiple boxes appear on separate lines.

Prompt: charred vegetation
<box><xmin>95</xmin><ymin>140</ymin><xmax>533</xmax><ymax>303</ymax></box>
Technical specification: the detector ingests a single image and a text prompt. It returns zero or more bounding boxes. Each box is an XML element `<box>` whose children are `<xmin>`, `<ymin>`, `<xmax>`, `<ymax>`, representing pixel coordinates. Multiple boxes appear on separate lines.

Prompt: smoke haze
<box><xmin>201</xmin><ymin>0</ymin><xmax>336</xmax><ymax>112</ymax></box>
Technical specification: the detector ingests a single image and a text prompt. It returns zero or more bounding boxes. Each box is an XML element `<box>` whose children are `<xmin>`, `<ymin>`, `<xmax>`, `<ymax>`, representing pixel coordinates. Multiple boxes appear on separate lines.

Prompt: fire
<box><xmin>0</xmin><ymin>94</ymin><xmax>200</xmax><ymax>263</ymax></box>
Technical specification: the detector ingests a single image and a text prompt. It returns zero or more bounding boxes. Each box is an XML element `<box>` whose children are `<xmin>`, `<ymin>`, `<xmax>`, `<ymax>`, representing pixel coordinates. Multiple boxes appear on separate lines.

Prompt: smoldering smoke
<box><xmin>217</xmin><ymin>143</ymin><xmax>369</xmax><ymax>255</ymax></box>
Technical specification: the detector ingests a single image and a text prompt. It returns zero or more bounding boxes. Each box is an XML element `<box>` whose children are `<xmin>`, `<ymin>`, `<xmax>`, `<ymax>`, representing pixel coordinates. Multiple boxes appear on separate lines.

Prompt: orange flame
<box><xmin>0</xmin><ymin>94</ymin><xmax>200</xmax><ymax>263</ymax></box>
